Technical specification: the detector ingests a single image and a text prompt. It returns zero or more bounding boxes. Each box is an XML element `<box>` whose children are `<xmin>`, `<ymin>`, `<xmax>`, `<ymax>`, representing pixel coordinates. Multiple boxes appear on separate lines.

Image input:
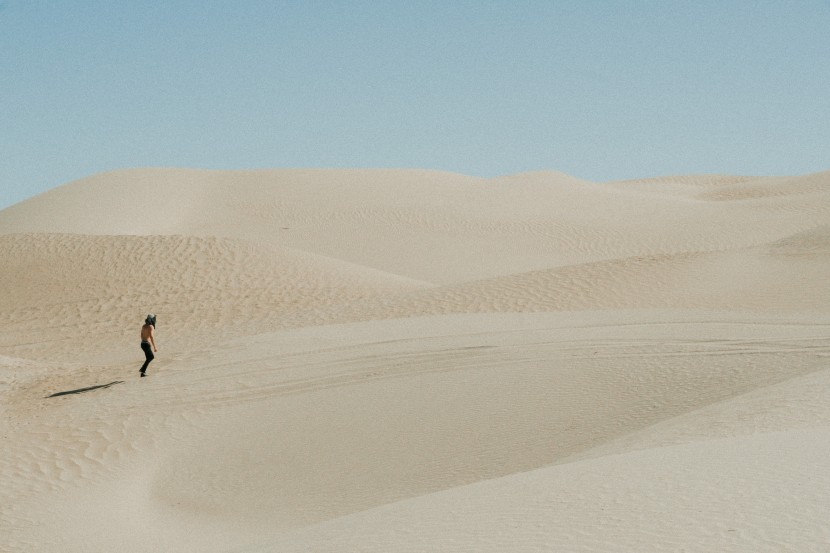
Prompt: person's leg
<box><xmin>140</xmin><ymin>342</ymin><xmax>154</xmax><ymax>375</ymax></box>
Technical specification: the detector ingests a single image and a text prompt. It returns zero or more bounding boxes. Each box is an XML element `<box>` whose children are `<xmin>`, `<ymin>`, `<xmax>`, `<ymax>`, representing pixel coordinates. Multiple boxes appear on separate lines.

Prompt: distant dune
<box><xmin>2</xmin><ymin>168</ymin><xmax>829</xmax><ymax>552</ymax></box>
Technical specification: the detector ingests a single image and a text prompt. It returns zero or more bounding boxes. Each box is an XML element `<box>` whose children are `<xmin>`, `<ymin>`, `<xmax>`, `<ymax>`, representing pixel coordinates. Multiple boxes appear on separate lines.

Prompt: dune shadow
<box><xmin>46</xmin><ymin>380</ymin><xmax>124</xmax><ymax>398</ymax></box>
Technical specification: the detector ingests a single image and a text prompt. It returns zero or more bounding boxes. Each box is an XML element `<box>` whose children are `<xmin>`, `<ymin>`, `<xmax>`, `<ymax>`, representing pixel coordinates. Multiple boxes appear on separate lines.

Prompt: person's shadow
<box><xmin>46</xmin><ymin>381</ymin><xmax>124</xmax><ymax>398</ymax></box>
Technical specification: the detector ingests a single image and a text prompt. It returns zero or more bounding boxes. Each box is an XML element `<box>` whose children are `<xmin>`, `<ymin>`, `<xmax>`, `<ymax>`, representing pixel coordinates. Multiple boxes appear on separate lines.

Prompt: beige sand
<box><xmin>1</xmin><ymin>168</ymin><xmax>828</xmax><ymax>552</ymax></box>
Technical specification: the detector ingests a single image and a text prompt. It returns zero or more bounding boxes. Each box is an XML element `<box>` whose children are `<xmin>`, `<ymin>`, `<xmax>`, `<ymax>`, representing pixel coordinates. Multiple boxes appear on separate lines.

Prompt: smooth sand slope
<box><xmin>1</xmin><ymin>168</ymin><xmax>829</xmax><ymax>552</ymax></box>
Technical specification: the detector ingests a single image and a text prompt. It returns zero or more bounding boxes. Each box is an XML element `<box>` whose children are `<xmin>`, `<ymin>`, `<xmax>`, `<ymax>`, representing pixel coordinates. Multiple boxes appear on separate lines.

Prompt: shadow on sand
<box><xmin>46</xmin><ymin>380</ymin><xmax>124</xmax><ymax>398</ymax></box>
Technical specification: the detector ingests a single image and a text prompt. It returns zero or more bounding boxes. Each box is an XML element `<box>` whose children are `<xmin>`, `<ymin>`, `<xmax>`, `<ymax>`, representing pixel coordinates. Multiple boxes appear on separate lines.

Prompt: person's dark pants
<box><xmin>140</xmin><ymin>341</ymin><xmax>154</xmax><ymax>374</ymax></box>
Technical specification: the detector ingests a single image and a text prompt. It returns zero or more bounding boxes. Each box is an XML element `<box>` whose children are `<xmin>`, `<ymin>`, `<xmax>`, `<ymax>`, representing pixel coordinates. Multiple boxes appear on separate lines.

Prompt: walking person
<box><xmin>140</xmin><ymin>314</ymin><xmax>158</xmax><ymax>377</ymax></box>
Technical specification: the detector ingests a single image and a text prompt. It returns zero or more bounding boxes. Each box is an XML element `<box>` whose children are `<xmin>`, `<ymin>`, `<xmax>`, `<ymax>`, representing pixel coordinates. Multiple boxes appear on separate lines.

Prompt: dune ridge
<box><xmin>1</xmin><ymin>168</ymin><xmax>829</xmax><ymax>552</ymax></box>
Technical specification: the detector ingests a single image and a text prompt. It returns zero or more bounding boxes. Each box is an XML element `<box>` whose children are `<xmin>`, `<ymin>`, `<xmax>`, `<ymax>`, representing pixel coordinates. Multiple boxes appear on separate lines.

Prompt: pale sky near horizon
<box><xmin>1</xmin><ymin>1</ymin><xmax>829</xmax><ymax>209</ymax></box>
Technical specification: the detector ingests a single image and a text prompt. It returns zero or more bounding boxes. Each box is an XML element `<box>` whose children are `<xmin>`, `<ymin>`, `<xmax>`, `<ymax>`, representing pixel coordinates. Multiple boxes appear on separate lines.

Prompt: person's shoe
<box><xmin>140</xmin><ymin>372</ymin><xmax>146</xmax><ymax>377</ymax></box>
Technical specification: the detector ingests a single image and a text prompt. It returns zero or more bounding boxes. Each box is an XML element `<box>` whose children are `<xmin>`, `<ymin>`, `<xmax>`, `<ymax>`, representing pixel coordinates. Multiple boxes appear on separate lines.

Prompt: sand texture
<box><xmin>1</xmin><ymin>168</ymin><xmax>829</xmax><ymax>552</ymax></box>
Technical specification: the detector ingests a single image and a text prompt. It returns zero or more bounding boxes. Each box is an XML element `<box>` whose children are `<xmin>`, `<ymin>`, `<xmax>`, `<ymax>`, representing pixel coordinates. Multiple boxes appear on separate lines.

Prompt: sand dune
<box><xmin>251</xmin><ymin>342</ymin><xmax>830</xmax><ymax>553</ymax></box>
<box><xmin>0</xmin><ymin>232</ymin><xmax>428</xmax><ymax>363</ymax></box>
<box><xmin>3</xmin><ymin>169</ymin><xmax>827</xmax><ymax>283</ymax></box>
<box><xmin>271</xmin><ymin>233</ymin><xmax>830</xmax><ymax>328</ymax></box>
<box><xmin>1</xmin><ymin>168</ymin><xmax>829</xmax><ymax>552</ymax></box>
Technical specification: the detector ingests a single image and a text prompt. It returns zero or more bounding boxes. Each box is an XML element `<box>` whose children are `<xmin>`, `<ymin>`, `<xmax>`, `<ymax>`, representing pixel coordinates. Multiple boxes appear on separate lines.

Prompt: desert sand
<box><xmin>1</xmin><ymin>168</ymin><xmax>829</xmax><ymax>552</ymax></box>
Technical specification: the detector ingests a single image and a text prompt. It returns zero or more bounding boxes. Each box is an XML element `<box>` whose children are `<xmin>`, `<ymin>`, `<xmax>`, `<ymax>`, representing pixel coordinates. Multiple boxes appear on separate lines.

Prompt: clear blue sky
<box><xmin>1</xmin><ymin>1</ymin><xmax>829</xmax><ymax>209</ymax></box>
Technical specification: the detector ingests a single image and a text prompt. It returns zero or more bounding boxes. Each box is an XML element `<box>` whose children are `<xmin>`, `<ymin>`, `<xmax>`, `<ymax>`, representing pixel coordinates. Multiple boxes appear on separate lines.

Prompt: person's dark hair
<box><xmin>145</xmin><ymin>314</ymin><xmax>157</xmax><ymax>327</ymax></box>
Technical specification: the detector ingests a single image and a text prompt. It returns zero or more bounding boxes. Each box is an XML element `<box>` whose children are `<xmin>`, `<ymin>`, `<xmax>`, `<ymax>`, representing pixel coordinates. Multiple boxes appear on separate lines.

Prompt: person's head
<box><xmin>145</xmin><ymin>314</ymin><xmax>157</xmax><ymax>327</ymax></box>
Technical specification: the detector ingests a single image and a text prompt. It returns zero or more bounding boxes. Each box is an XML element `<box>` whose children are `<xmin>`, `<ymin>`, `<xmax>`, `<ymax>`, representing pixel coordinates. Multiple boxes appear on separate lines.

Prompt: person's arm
<box><xmin>149</xmin><ymin>327</ymin><xmax>158</xmax><ymax>352</ymax></box>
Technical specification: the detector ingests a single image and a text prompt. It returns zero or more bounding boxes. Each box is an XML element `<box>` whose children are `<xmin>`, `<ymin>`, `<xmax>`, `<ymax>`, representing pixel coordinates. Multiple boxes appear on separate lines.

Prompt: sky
<box><xmin>1</xmin><ymin>1</ymin><xmax>829</xmax><ymax>209</ymax></box>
